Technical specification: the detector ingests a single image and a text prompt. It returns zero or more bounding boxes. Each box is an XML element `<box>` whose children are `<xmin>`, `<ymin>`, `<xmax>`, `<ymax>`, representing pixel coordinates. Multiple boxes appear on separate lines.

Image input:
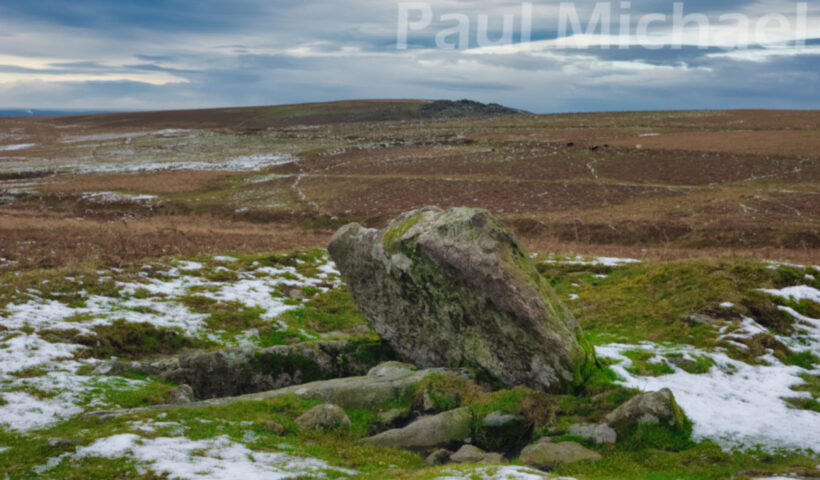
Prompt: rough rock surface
<box><xmin>450</xmin><ymin>445</ymin><xmax>505</xmax><ymax>464</ymax></box>
<box><xmin>295</xmin><ymin>403</ymin><xmax>351</xmax><ymax>430</ymax></box>
<box><xmin>520</xmin><ymin>440</ymin><xmax>602</xmax><ymax>470</ymax></box>
<box><xmin>377</xmin><ymin>408</ymin><xmax>411</xmax><ymax>427</ymax></box>
<box><xmin>361</xmin><ymin>407</ymin><xmax>472</xmax><ymax>451</ymax></box>
<box><xmin>604</xmin><ymin>389</ymin><xmax>687</xmax><ymax>435</ymax></box>
<box><xmin>159</xmin><ymin>339</ymin><xmax>393</xmax><ymax>399</ymax></box>
<box><xmin>426</xmin><ymin>449</ymin><xmax>453</xmax><ymax>465</ymax></box>
<box><xmin>568</xmin><ymin>423</ymin><xmax>617</xmax><ymax>445</ymax></box>
<box><xmin>328</xmin><ymin>207</ymin><xmax>596</xmax><ymax>392</ymax></box>
<box><xmin>167</xmin><ymin>384</ymin><xmax>195</xmax><ymax>404</ymax></box>
<box><xmin>86</xmin><ymin>362</ymin><xmax>464</xmax><ymax>420</ymax></box>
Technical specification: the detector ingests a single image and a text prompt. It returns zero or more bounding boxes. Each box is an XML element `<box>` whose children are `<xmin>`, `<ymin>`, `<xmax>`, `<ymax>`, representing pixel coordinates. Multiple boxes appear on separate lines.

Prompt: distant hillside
<box><xmin>0</xmin><ymin>109</ymin><xmax>113</xmax><ymax>117</ymax></box>
<box><xmin>50</xmin><ymin>99</ymin><xmax>524</xmax><ymax>130</ymax></box>
<box><xmin>420</xmin><ymin>99</ymin><xmax>524</xmax><ymax>118</ymax></box>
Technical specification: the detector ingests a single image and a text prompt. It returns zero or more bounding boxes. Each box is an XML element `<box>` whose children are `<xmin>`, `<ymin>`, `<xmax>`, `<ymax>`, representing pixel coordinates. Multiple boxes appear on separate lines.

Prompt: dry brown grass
<box><xmin>1</xmin><ymin>106</ymin><xmax>818</xmax><ymax>269</ymax></box>
<box><xmin>519</xmin><ymin>234</ymin><xmax>820</xmax><ymax>266</ymax></box>
<box><xmin>608</xmin><ymin>130</ymin><xmax>820</xmax><ymax>156</ymax></box>
<box><xmin>38</xmin><ymin>171</ymin><xmax>241</xmax><ymax>195</ymax></box>
<box><xmin>0</xmin><ymin>208</ymin><xmax>332</xmax><ymax>270</ymax></box>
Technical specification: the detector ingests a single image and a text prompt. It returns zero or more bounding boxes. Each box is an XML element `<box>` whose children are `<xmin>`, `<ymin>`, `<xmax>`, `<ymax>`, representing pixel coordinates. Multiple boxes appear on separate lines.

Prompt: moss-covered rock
<box><xmin>360</xmin><ymin>407</ymin><xmax>473</xmax><ymax>452</ymax></box>
<box><xmin>603</xmin><ymin>388</ymin><xmax>687</xmax><ymax>436</ymax></box>
<box><xmin>520</xmin><ymin>439</ymin><xmax>602</xmax><ymax>470</ymax></box>
<box><xmin>328</xmin><ymin>207</ymin><xmax>596</xmax><ymax>393</ymax></box>
<box><xmin>160</xmin><ymin>339</ymin><xmax>395</xmax><ymax>399</ymax></box>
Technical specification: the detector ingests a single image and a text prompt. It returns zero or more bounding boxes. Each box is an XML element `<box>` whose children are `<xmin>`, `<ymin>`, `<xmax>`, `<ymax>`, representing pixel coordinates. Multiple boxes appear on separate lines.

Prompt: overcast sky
<box><xmin>0</xmin><ymin>0</ymin><xmax>818</xmax><ymax>113</ymax></box>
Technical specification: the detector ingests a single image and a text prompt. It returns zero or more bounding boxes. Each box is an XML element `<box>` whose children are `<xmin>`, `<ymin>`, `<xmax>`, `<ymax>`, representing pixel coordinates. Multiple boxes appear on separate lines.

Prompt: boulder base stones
<box><xmin>426</xmin><ymin>449</ymin><xmax>453</xmax><ymax>465</ymax></box>
<box><xmin>328</xmin><ymin>207</ymin><xmax>596</xmax><ymax>393</ymax></box>
<box><xmin>604</xmin><ymin>389</ymin><xmax>686</xmax><ymax>435</ymax></box>
<box><xmin>296</xmin><ymin>403</ymin><xmax>351</xmax><ymax>430</ymax></box>
<box><xmin>520</xmin><ymin>440</ymin><xmax>602</xmax><ymax>470</ymax></box>
<box><xmin>160</xmin><ymin>339</ymin><xmax>393</xmax><ymax>399</ymax></box>
<box><xmin>450</xmin><ymin>445</ymin><xmax>504</xmax><ymax>464</ymax></box>
<box><xmin>361</xmin><ymin>407</ymin><xmax>472</xmax><ymax>451</ymax></box>
<box><xmin>568</xmin><ymin>423</ymin><xmax>617</xmax><ymax>445</ymax></box>
<box><xmin>167</xmin><ymin>384</ymin><xmax>195</xmax><ymax>404</ymax></box>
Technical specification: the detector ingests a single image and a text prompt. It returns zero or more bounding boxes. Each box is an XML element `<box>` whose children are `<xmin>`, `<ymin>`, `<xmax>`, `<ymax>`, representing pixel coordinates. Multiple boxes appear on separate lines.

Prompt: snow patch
<box><xmin>67</xmin><ymin>153</ymin><xmax>294</xmax><ymax>174</ymax></box>
<box><xmin>435</xmin><ymin>466</ymin><xmax>567</xmax><ymax>479</ymax></box>
<box><xmin>73</xmin><ymin>434</ymin><xmax>354</xmax><ymax>480</ymax></box>
<box><xmin>596</xmin><ymin>342</ymin><xmax>820</xmax><ymax>450</ymax></box>
<box><xmin>760</xmin><ymin>285</ymin><xmax>820</xmax><ymax>304</ymax></box>
<box><xmin>0</xmin><ymin>143</ymin><xmax>36</xmax><ymax>151</ymax></box>
<box><xmin>0</xmin><ymin>333</ymin><xmax>81</xmax><ymax>378</ymax></box>
<box><xmin>543</xmin><ymin>255</ymin><xmax>642</xmax><ymax>267</ymax></box>
<box><xmin>81</xmin><ymin>192</ymin><xmax>158</xmax><ymax>205</ymax></box>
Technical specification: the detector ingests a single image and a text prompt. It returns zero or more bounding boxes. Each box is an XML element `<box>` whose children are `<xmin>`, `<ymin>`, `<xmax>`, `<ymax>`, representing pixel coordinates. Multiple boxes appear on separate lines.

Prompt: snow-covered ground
<box><xmin>597</xmin><ymin>286</ymin><xmax>820</xmax><ymax>452</ymax></box>
<box><xmin>539</xmin><ymin>254</ymin><xmax>642</xmax><ymax>267</ymax></box>
<box><xmin>0</xmin><ymin>143</ymin><xmax>36</xmax><ymax>151</ymax></box>
<box><xmin>68</xmin><ymin>153</ymin><xmax>294</xmax><ymax>174</ymax></box>
<box><xmin>0</xmin><ymin>254</ymin><xmax>341</xmax><ymax>432</ymax></box>
<box><xmin>435</xmin><ymin>466</ymin><xmax>570</xmax><ymax>479</ymax></box>
<box><xmin>69</xmin><ymin>433</ymin><xmax>355</xmax><ymax>480</ymax></box>
<box><xmin>80</xmin><ymin>192</ymin><xmax>159</xmax><ymax>205</ymax></box>
<box><xmin>597</xmin><ymin>342</ymin><xmax>819</xmax><ymax>450</ymax></box>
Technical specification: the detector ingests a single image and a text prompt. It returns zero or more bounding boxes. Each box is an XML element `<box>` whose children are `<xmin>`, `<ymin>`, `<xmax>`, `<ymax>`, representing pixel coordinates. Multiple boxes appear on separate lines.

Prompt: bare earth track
<box><xmin>1</xmin><ymin>102</ymin><xmax>818</xmax><ymax>269</ymax></box>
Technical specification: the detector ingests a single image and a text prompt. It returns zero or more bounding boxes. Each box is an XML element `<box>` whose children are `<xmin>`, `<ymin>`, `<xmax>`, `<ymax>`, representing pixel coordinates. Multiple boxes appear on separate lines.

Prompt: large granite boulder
<box><xmin>328</xmin><ymin>207</ymin><xmax>596</xmax><ymax>393</ymax></box>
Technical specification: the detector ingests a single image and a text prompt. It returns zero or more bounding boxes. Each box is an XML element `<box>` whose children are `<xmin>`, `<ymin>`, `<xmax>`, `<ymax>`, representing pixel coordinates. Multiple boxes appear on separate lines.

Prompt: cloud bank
<box><xmin>0</xmin><ymin>0</ymin><xmax>817</xmax><ymax>112</ymax></box>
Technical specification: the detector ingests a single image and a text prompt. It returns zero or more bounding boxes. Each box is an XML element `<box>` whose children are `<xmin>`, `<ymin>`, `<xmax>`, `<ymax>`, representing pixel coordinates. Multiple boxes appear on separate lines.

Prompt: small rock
<box><xmin>167</xmin><ymin>384</ymin><xmax>194</xmax><ymax>404</ymax></box>
<box><xmin>604</xmin><ymin>389</ymin><xmax>686</xmax><ymax>435</ymax></box>
<box><xmin>568</xmin><ymin>423</ymin><xmax>616</xmax><ymax>445</ymax></box>
<box><xmin>378</xmin><ymin>408</ymin><xmax>410</xmax><ymax>426</ymax></box>
<box><xmin>520</xmin><ymin>441</ymin><xmax>602</xmax><ymax>470</ymax></box>
<box><xmin>681</xmin><ymin>313</ymin><xmax>720</xmax><ymax>326</ymax></box>
<box><xmin>367</xmin><ymin>361</ymin><xmax>416</xmax><ymax>380</ymax></box>
<box><xmin>47</xmin><ymin>438</ymin><xmax>76</xmax><ymax>448</ymax></box>
<box><xmin>593</xmin><ymin>424</ymin><xmax>617</xmax><ymax>444</ymax></box>
<box><xmin>426</xmin><ymin>449</ymin><xmax>453</xmax><ymax>465</ymax></box>
<box><xmin>288</xmin><ymin>288</ymin><xmax>307</xmax><ymax>299</ymax></box>
<box><xmin>263</xmin><ymin>420</ymin><xmax>286</xmax><ymax>436</ymax></box>
<box><xmin>481</xmin><ymin>452</ymin><xmax>505</xmax><ymax>464</ymax></box>
<box><xmin>295</xmin><ymin>403</ymin><xmax>351</xmax><ymax>431</ymax></box>
<box><xmin>451</xmin><ymin>445</ymin><xmax>489</xmax><ymax>463</ymax></box>
<box><xmin>361</xmin><ymin>407</ymin><xmax>472</xmax><ymax>451</ymax></box>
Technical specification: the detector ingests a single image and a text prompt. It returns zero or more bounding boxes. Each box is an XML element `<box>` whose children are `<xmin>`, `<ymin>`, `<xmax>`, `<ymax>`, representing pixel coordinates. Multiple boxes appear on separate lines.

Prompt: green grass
<box><xmin>64</xmin><ymin>320</ymin><xmax>202</xmax><ymax>359</ymax></box>
<box><xmin>539</xmin><ymin>256</ymin><xmax>817</xmax><ymax>351</ymax></box>
<box><xmin>623</xmin><ymin>350</ymin><xmax>676</xmax><ymax>377</ymax></box>
<box><xmin>2</xmin><ymin>252</ymin><xmax>819</xmax><ymax>479</ymax></box>
<box><xmin>277</xmin><ymin>288</ymin><xmax>368</xmax><ymax>334</ymax></box>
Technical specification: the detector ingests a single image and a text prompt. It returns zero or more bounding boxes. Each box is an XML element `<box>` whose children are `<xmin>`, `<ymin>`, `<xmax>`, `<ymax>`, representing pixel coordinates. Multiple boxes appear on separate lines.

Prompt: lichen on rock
<box><xmin>328</xmin><ymin>206</ymin><xmax>597</xmax><ymax>393</ymax></box>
